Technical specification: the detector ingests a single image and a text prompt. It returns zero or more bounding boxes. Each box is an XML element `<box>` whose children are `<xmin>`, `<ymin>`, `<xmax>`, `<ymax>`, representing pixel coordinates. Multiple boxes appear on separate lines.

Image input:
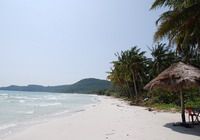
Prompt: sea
<box><xmin>0</xmin><ymin>90</ymin><xmax>98</xmax><ymax>138</ymax></box>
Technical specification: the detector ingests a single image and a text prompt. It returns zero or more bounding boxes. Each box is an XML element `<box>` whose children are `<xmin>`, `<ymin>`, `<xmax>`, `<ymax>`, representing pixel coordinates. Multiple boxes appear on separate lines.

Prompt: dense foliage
<box><xmin>107</xmin><ymin>44</ymin><xmax>176</xmax><ymax>102</ymax></box>
<box><xmin>106</xmin><ymin>42</ymin><xmax>200</xmax><ymax>108</ymax></box>
<box><xmin>107</xmin><ymin>46</ymin><xmax>148</xmax><ymax>102</ymax></box>
<box><xmin>104</xmin><ymin>1</ymin><xmax>200</xmax><ymax>110</ymax></box>
<box><xmin>151</xmin><ymin>0</ymin><xmax>200</xmax><ymax>65</ymax></box>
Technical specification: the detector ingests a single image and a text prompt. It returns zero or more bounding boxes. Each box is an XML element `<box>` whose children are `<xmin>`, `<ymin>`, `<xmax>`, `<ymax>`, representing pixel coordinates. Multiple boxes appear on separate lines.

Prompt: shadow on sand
<box><xmin>164</xmin><ymin>123</ymin><xmax>200</xmax><ymax>136</ymax></box>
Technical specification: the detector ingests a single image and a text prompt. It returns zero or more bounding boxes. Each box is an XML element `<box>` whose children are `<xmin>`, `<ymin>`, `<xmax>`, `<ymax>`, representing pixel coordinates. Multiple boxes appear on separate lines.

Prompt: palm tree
<box><xmin>178</xmin><ymin>45</ymin><xmax>200</xmax><ymax>67</ymax></box>
<box><xmin>108</xmin><ymin>46</ymin><xmax>147</xmax><ymax>102</ymax></box>
<box><xmin>150</xmin><ymin>43</ymin><xmax>177</xmax><ymax>77</ymax></box>
<box><xmin>128</xmin><ymin>47</ymin><xmax>147</xmax><ymax>102</ymax></box>
<box><xmin>108</xmin><ymin>54</ymin><xmax>133</xmax><ymax>98</ymax></box>
<box><xmin>151</xmin><ymin>0</ymin><xmax>200</xmax><ymax>52</ymax></box>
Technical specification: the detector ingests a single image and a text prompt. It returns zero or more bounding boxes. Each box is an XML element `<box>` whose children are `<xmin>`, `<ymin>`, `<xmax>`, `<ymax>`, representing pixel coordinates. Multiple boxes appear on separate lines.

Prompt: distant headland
<box><xmin>0</xmin><ymin>78</ymin><xmax>111</xmax><ymax>94</ymax></box>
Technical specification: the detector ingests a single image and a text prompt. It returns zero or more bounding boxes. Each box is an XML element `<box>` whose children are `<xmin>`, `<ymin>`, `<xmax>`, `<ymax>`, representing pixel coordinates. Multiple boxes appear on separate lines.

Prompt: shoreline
<box><xmin>4</xmin><ymin>96</ymin><xmax>200</xmax><ymax>140</ymax></box>
<box><xmin>0</xmin><ymin>94</ymin><xmax>100</xmax><ymax>140</ymax></box>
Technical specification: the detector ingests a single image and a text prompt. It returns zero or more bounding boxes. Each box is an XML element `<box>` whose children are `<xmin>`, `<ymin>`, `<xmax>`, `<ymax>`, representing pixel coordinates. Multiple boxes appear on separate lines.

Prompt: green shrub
<box><xmin>147</xmin><ymin>89</ymin><xmax>179</xmax><ymax>105</ymax></box>
<box><xmin>152</xmin><ymin>103</ymin><xmax>180</xmax><ymax>111</ymax></box>
<box><xmin>184</xmin><ymin>88</ymin><xmax>200</xmax><ymax>108</ymax></box>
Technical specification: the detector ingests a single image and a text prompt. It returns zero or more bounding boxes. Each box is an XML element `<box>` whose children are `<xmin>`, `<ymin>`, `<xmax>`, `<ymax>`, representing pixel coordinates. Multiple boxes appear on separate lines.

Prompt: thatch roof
<box><xmin>144</xmin><ymin>62</ymin><xmax>200</xmax><ymax>92</ymax></box>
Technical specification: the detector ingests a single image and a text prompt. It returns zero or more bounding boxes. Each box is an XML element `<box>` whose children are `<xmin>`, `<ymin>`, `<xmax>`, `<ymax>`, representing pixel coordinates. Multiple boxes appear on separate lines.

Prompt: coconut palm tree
<box><xmin>108</xmin><ymin>46</ymin><xmax>147</xmax><ymax>102</ymax></box>
<box><xmin>128</xmin><ymin>47</ymin><xmax>147</xmax><ymax>102</ymax></box>
<box><xmin>177</xmin><ymin>45</ymin><xmax>200</xmax><ymax>67</ymax></box>
<box><xmin>108</xmin><ymin>54</ymin><xmax>133</xmax><ymax>98</ymax></box>
<box><xmin>150</xmin><ymin>43</ymin><xmax>177</xmax><ymax>77</ymax></box>
<box><xmin>151</xmin><ymin>0</ymin><xmax>200</xmax><ymax>52</ymax></box>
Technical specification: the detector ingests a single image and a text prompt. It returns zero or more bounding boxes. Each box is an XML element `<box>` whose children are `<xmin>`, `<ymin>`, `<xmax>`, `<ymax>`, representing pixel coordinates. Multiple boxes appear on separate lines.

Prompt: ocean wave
<box><xmin>16</xmin><ymin>110</ymin><xmax>34</xmax><ymax>115</ymax></box>
<box><xmin>53</xmin><ymin>110</ymin><xmax>69</xmax><ymax>116</ymax></box>
<box><xmin>0</xmin><ymin>94</ymin><xmax>8</xmax><ymax>99</ymax></box>
<box><xmin>44</xmin><ymin>95</ymin><xmax>70</xmax><ymax>100</ymax></box>
<box><xmin>45</xmin><ymin>96</ymin><xmax>58</xmax><ymax>100</ymax></box>
<box><xmin>0</xmin><ymin>94</ymin><xmax>8</xmax><ymax>96</ymax></box>
<box><xmin>19</xmin><ymin>100</ymin><xmax>25</xmax><ymax>103</ymax></box>
<box><xmin>25</xmin><ymin>110</ymin><xmax>34</xmax><ymax>114</ymax></box>
<box><xmin>13</xmin><ymin>96</ymin><xmax>40</xmax><ymax>100</ymax></box>
<box><xmin>0</xmin><ymin>124</ymin><xmax>17</xmax><ymax>131</ymax></box>
<box><xmin>38</xmin><ymin>102</ymin><xmax>62</xmax><ymax>107</ymax></box>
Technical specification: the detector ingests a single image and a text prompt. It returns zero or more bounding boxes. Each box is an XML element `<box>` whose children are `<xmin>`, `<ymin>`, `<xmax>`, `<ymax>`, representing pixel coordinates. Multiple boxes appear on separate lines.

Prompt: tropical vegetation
<box><xmin>102</xmin><ymin>0</ymin><xmax>200</xmax><ymax>110</ymax></box>
<box><xmin>151</xmin><ymin>0</ymin><xmax>200</xmax><ymax>65</ymax></box>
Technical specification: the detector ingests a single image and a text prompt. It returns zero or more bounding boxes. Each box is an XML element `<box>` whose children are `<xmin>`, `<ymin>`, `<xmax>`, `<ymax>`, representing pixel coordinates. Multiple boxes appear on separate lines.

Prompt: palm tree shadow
<box><xmin>164</xmin><ymin>123</ymin><xmax>200</xmax><ymax>136</ymax></box>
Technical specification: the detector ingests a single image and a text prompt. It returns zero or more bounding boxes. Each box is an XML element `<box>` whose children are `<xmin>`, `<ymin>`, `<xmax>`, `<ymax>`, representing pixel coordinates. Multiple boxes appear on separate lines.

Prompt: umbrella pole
<box><xmin>180</xmin><ymin>90</ymin><xmax>186</xmax><ymax>124</ymax></box>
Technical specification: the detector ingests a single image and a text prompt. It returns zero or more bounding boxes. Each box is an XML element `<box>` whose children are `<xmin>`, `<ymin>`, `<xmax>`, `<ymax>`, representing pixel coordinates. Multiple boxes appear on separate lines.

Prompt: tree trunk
<box><xmin>180</xmin><ymin>91</ymin><xmax>186</xmax><ymax>124</ymax></box>
<box><xmin>131</xmin><ymin>70</ymin><xmax>138</xmax><ymax>103</ymax></box>
<box><xmin>125</xmin><ymin>81</ymin><xmax>133</xmax><ymax>99</ymax></box>
<box><xmin>132</xmin><ymin>74</ymin><xmax>138</xmax><ymax>103</ymax></box>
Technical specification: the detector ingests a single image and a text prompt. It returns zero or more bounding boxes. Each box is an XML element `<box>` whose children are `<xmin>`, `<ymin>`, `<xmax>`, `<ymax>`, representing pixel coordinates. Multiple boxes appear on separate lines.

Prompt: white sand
<box><xmin>4</xmin><ymin>96</ymin><xmax>200</xmax><ymax>140</ymax></box>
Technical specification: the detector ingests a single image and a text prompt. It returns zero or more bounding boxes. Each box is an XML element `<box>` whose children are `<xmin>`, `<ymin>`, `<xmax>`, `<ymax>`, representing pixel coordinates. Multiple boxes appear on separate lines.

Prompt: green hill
<box><xmin>0</xmin><ymin>78</ymin><xmax>111</xmax><ymax>94</ymax></box>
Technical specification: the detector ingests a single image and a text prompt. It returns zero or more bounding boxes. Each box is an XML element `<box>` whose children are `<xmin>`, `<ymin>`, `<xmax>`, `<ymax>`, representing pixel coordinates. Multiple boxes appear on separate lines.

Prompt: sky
<box><xmin>0</xmin><ymin>0</ymin><xmax>163</xmax><ymax>86</ymax></box>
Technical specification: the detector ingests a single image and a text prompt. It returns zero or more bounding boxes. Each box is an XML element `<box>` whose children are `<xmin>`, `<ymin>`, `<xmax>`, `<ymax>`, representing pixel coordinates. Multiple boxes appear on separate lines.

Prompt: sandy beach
<box><xmin>4</xmin><ymin>96</ymin><xmax>200</xmax><ymax>140</ymax></box>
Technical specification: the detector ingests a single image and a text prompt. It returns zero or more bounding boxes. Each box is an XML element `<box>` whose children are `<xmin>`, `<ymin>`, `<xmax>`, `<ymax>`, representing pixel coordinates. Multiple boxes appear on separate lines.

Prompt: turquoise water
<box><xmin>0</xmin><ymin>90</ymin><xmax>97</xmax><ymax>137</ymax></box>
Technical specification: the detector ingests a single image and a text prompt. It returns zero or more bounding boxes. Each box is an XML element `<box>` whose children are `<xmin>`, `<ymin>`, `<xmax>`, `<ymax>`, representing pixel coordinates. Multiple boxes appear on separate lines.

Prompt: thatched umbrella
<box><xmin>144</xmin><ymin>62</ymin><xmax>200</xmax><ymax>124</ymax></box>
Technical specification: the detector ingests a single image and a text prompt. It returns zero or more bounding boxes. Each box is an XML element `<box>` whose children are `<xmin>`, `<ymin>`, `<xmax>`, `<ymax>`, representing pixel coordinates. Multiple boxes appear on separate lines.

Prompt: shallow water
<box><xmin>0</xmin><ymin>90</ymin><xmax>97</xmax><ymax>138</ymax></box>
